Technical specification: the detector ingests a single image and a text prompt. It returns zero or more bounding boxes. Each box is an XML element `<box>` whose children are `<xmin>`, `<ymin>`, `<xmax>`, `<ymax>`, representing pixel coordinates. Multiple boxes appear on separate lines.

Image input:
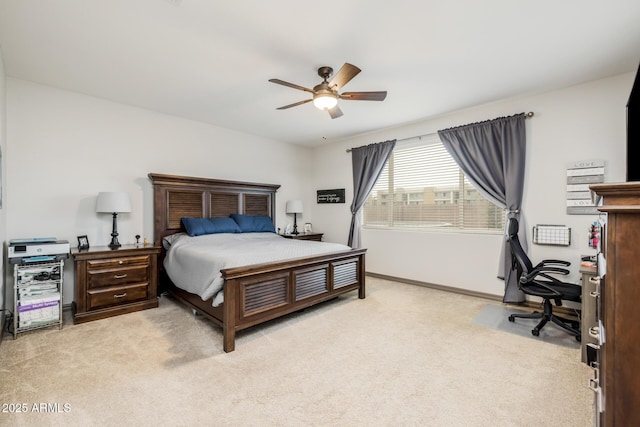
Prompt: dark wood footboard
<box><xmin>162</xmin><ymin>249</ymin><xmax>366</xmax><ymax>352</ymax></box>
<box><xmin>221</xmin><ymin>249</ymin><xmax>366</xmax><ymax>352</ymax></box>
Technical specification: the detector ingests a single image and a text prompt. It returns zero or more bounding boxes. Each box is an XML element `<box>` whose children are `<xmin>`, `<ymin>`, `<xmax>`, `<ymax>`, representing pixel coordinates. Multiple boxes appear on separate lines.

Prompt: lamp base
<box><xmin>109</xmin><ymin>212</ymin><xmax>121</xmax><ymax>249</ymax></box>
<box><xmin>292</xmin><ymin>213</ymin><xmax>299</xmax><ymax>235</ymax></box>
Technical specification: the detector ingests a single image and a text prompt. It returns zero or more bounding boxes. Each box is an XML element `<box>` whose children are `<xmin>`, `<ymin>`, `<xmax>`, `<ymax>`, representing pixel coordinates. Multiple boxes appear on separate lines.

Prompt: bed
<box><xmin>149</xmin><ymin>173</ymin><xmax>366</xmax><ymax>352</ymax></box>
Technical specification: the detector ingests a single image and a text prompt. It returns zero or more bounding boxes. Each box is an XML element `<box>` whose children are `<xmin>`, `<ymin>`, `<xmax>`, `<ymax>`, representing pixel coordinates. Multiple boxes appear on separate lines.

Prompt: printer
<box><xmin>8</xmin><ymin>238</ymin><xmax>70</xmax><ymax>264</ymax></box>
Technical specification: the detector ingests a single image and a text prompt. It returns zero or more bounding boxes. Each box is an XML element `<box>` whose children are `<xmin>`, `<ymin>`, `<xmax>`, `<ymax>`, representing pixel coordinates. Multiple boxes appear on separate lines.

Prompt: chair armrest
<box><xmin>537</xmin><ymin>272</ymin><xmax>568</xmax><ymax>284</ymax></box>
<box><xmin>539</xmin><ymin>266</ymin><xmax>570</xmax><ymax>275</ymax></box>
<box><xmin>522</xmin><ymin>278</ymin><xmax>563</xmax><ymax>298</ymax></box>
<box><xmin>527</xmin><ymin>266</ymin><xmax>570</xmax><ymax>279</ymax></box>
<box><xmin>532</xmin><ymin>261</ymin><xmax>570</xmax><ymax>276</ymax></box>
<box><xmin>539</xmin><ymin>259</ymin><xmax>571</xmax><ymax>267</ymax></box>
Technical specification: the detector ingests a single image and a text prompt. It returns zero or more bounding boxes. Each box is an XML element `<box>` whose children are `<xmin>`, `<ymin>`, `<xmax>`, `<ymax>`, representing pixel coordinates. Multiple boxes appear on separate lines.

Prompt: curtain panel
<box><xmin>348</xmin><ymin>139</ymin><xmax>396</xmax><ymax>248</ymax></box>
<box><xmin>438</xmin><ymin>113</ymin><xmax>527</xmax><ymax>303</ymax></box>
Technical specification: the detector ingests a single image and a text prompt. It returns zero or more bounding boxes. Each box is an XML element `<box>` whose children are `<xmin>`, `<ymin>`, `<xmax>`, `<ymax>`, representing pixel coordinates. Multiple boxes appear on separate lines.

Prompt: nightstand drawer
<box><xmin>87</xmin><ymin>255</ymin><xmax>150</xmax><ymax>270</ymax></box>
<box><xmin>87</xmin><ymin>266</ymin><xmax>149</xmax><ymax>289</ymax></box>
<box><xmin>87</xmin><ymin>283</ymin><xmax>149</xmax><ymax>310</ymax></box>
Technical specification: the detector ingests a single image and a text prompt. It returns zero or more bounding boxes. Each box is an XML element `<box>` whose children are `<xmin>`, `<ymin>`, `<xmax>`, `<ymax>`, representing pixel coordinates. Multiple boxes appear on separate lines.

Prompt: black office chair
<box><xmin>506</xmin><ymin>218</ymin><xmax>581</xmax><ymax>341</ymax></box>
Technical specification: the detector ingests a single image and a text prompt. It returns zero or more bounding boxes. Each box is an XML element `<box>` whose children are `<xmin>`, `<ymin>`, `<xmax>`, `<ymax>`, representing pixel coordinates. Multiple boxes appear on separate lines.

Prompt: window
<box><xmin>363</xmin><ymin>134</ymin><xmax>505</xmax><ymax>232</ymax></box>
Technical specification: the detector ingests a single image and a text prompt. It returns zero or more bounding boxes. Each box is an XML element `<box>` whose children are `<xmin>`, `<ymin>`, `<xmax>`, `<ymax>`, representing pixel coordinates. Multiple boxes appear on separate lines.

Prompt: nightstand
<box><xmin>282</xmin><ymin>232</ymin><xmax>324</xmax><ymax>242</ymax></box>
<box><xmin>71</xmin><ymin>244</ymin><xmax>160</xmax><ymax>324</ymax></box>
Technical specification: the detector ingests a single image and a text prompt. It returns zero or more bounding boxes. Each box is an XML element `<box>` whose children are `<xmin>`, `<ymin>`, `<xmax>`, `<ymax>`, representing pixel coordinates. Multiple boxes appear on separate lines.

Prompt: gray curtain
<box><xmin>348</xmin><ymin>139</ymin><xmax>396</xmax><ymax>248</ymax></box>
<box><xmin>437</xmin><ymin>113</ymin><xmax>527</xmax><ymax>303</ymax></box>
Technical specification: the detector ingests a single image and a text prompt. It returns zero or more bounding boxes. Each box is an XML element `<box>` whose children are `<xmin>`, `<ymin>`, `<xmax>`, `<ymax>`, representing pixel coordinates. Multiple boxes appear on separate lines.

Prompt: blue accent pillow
<box><xmin>230</xmin><ymin>214</ymin><xmax>275</xmax><ymax>233</ymax></box>
<box><xmin>181</xmin><ymin>217</ymin><xmax>241</xmax><ymax>237</ymax></box>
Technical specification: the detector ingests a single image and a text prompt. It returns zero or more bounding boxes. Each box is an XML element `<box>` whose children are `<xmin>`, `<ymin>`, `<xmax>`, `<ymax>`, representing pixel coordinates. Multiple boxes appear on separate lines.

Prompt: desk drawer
<box><xmin>88</xmin><ymin>266</ymin><xmax>149</xmax><ymax>289</ymax></box>
<box><xmin>87</xmin><ymin>283</ymin><xmax>149</xmax><ymax>310</ymax></box>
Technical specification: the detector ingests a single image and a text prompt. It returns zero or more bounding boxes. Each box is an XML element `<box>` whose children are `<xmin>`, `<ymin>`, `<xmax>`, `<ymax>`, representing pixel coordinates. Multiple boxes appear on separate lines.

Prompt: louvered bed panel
<box><xmin>333</xmin><ymin>259</ymin><xmax>359</xmax><ymax>289</ymax></box>
<box><xmin>244</xmin><ymin>193</ymin><xmax>271</xmax><ymax>216</ymax></box>
<box><xmin>294</xmin><ymin>266</ymin><xmax>329</xmax><ymax>301</ymax></box>
<box><xmin>241</xmin><ymin>275</ymin><xmax>289</xmax><ymax>317</ymax></box>
<box><xmin>210</xmin><ymin>192</ymin><xmax>240</xmax><ymax>218</ymax></box>
<box><xmin>167</xmin><ymin>190</ymin><xmax>204</xmax><ymax>229</ymax></box>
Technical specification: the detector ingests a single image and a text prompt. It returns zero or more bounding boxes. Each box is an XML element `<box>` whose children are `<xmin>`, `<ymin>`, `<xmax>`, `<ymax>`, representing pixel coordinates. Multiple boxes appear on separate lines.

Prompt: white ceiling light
<box><xmin>313</xmin><ymin>91</ymin><xmax>338</xmax><ymax>110</ymax></box>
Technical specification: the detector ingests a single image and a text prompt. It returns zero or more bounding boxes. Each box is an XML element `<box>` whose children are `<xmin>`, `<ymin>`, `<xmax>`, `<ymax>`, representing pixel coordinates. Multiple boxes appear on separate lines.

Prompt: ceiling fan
<box><xmin>268</xmin><ymin>63</ymin><xmax>387</xmax><ymax>119</ymax></box>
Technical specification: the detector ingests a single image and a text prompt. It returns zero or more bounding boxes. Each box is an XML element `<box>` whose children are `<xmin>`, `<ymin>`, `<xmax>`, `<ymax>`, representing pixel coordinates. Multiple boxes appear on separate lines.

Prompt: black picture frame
<box><xmin>77</xmin><ymin>235</ymin><xmax>90</xmax><ymax>250</ymax></box>
<box><xmin>317</xmin><ymin>189</ymin><xmax>346</xmax><ymax>204</ymax></box>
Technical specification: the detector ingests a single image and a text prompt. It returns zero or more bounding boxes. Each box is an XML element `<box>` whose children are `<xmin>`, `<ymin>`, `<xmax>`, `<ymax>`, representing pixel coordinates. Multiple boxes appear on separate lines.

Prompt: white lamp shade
<box><xmin>286</xmin><ymin>200</ymin><xmax>304</xmax><ymax>214</ymax></box>
<box><xmin>96</xmin><ymin>192</ymin><xmax>132</xmax><ymax>213</ymax></box>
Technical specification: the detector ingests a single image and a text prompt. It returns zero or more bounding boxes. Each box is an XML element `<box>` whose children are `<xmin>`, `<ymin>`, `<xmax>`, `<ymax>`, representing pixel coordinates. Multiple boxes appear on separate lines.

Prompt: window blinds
<box><xmin>364</xmin><ymin>134</ymin><xmax>505</xmax><ymax>232</ymax></box>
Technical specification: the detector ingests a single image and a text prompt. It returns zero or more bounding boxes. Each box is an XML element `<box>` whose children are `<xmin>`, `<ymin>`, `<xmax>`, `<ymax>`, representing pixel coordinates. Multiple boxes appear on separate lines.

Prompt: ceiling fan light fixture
<box><xmin>313</xmin><ymin>91</ymin><xmax>337</xmax><ymax>110</ymax></box>
<box><xmin>270</xmin><ymin>63</ymin><xmax>386</xmax><ymax>118</ymax></box>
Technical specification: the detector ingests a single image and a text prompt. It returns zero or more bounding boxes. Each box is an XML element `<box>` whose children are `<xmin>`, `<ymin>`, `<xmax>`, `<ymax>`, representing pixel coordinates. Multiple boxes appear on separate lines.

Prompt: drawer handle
<box><xmin>588</xmin><ymin>377</ymin><xmax>600</xmax><ymax>393</ymax></box>
<box><xmin>589</xmin><ymin>276</ymin><xmax>600</xmax><ymax>284</ymax></box>
<box><xmin>119</xmin><ymin>260</ymin><xmax>124</xmax><ymax>265</ymax></box>
<box><xmin>114</xmin><ymin>293</ymin><xmax>127</xmax><ymax>299</ymax></box>
<box><xmin>589</xmin><ymin>290</ymin><xmax>600</xmax><ymax>298</ymax></box>
<box><xmin>114</xmin><ymin>274</ymin><xmax>128</xmax><ymax>279</ymax></box>
<box><xmin>589</xmin><ymin>326</ymin><xmax>600</xmax><ymax>340</ymax></box>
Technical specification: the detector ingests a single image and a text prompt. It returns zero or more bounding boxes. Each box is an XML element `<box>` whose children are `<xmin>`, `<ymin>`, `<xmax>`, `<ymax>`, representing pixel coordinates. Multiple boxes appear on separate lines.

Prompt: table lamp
<box><xmin>286</xmin><ymin>200</ymin><xmax>303</xmax><ymax>235</ymax></box>
<box><xmin>96</xmin><ymin>192</ymin><xmax>132</xmax><ymax>249</ymax></box>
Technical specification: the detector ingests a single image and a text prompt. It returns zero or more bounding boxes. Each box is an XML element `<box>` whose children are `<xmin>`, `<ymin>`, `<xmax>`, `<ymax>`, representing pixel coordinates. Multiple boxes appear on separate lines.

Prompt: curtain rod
<box><xmin>346</xmin><ymin>111</ymin><xmax>534</xmax><ymax>152</ymax></box>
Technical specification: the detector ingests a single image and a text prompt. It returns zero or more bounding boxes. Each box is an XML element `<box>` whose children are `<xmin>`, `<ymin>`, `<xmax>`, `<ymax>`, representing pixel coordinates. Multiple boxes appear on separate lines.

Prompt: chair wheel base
<box><xmin>531</xmin><ymin>329</ymin><xmax>540</xmax><ymax>336</ymax></box>
<box><xmin>508</xmin><ymin>315</ymin><xmax>515</xmax><ymax>322</ymax></box>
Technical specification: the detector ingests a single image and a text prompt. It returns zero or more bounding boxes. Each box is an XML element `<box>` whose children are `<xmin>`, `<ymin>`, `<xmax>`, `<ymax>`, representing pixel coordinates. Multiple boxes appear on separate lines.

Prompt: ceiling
<box><xmin>1</xmin><ymin>1</ymin><xmax>639</xmax><ymax>147</ymax></box>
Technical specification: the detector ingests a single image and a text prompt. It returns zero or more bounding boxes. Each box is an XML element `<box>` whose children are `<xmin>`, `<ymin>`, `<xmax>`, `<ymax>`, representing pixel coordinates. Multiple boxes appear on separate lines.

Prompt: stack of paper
<box><xmin>18</xmin><ymin>291</ymin><xmax>60</xmax><ymax>328</ymax></box>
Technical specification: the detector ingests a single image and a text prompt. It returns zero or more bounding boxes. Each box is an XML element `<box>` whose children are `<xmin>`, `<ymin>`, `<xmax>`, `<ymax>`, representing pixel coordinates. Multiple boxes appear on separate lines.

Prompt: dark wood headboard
<box><xmin>148</xmin><ymin>173</ymin><xmax>281</xmax><ymax>246</ymax></box>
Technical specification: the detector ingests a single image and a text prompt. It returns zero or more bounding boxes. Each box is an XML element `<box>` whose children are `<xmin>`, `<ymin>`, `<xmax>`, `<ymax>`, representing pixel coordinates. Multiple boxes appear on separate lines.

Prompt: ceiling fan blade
<box><xmin>340</xmin><ymin>91</ymin><xmax>387</xmax><ymax>101</ymax></box>
<box><xmin>328</xmin><ymin>63</ymin><xmax>361</xmax><ymax>90</ymax></box>
<box><xmin>269</xmin><ymin>79</ymin><xmax>315</xmax><ymax>94</ymax></box>
<box><xmin>328</xmin><ymin>105</ymin><xmax>343</xmax><ymax>119</ymax></box>
<box><xmin>276</xmin><ymin>99</ymin><xmax>313</xmax><ymax>110</ymax></box>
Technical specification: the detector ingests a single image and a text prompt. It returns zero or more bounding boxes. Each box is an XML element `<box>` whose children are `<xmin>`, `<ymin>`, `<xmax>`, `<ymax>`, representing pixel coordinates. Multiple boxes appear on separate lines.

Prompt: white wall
<box><xmin>311</xmin><ymin>72</ymin><xmax>634</xmax><ymax>297</ymax></box>
<box><xmin>0</xmin><ymin>48</ymin><xmax>6</xmax><ymax>314</ymax></box>
<box><xmin>5</xmin><ymin>79</ymin><xmax>313</xmax><ymax>304</ymax></box>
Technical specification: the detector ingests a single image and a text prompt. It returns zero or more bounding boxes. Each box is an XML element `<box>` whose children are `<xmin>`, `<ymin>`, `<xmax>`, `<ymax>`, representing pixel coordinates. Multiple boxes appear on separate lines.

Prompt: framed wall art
<box><xmin>317</xmin><ymin>189</ymin><xmax>345</xmax><ymax>204</ymax></box>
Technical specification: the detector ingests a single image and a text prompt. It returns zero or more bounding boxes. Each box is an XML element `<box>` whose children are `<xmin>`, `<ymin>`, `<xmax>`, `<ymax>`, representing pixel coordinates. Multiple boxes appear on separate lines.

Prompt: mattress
<box><xmin>163</xmin><ymin>232</ymin><xmax>352</xmax><ymax>306</ymax></box>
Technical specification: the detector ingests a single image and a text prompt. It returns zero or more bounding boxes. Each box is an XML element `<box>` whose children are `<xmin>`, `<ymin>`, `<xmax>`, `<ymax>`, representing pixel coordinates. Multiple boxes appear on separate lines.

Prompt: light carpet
<box><xmin>0</xmin><ymin>277</ymin><xmax>594</xmax><ymax>426</ymax></box>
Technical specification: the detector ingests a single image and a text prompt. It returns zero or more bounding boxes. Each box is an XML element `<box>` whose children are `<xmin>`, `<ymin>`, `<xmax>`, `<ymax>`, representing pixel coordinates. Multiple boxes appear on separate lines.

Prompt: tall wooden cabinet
<box><xmin>589</xmin><ymin>182</ymin><xmax>640</xmax><ymax>426</ymax></box>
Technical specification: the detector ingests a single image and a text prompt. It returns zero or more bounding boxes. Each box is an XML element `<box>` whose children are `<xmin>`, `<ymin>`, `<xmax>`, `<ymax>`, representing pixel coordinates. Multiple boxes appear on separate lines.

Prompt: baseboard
<box><xmin>366</xmin><ymin>272</ymin><xmax>503</xmax><ymax>302</ymax></box>
<box><xmin>365</xmin><ymin>272</ymin><xmax>580</xmax><ymax>319</ymax></box>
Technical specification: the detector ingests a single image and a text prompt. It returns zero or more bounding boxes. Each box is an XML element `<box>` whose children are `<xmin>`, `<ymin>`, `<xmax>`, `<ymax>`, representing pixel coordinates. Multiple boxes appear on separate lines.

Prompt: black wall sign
<box><xmin>317</xmin><ymin>189</ymin><xmax>345</xmax><ymax>204</ymax></box>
